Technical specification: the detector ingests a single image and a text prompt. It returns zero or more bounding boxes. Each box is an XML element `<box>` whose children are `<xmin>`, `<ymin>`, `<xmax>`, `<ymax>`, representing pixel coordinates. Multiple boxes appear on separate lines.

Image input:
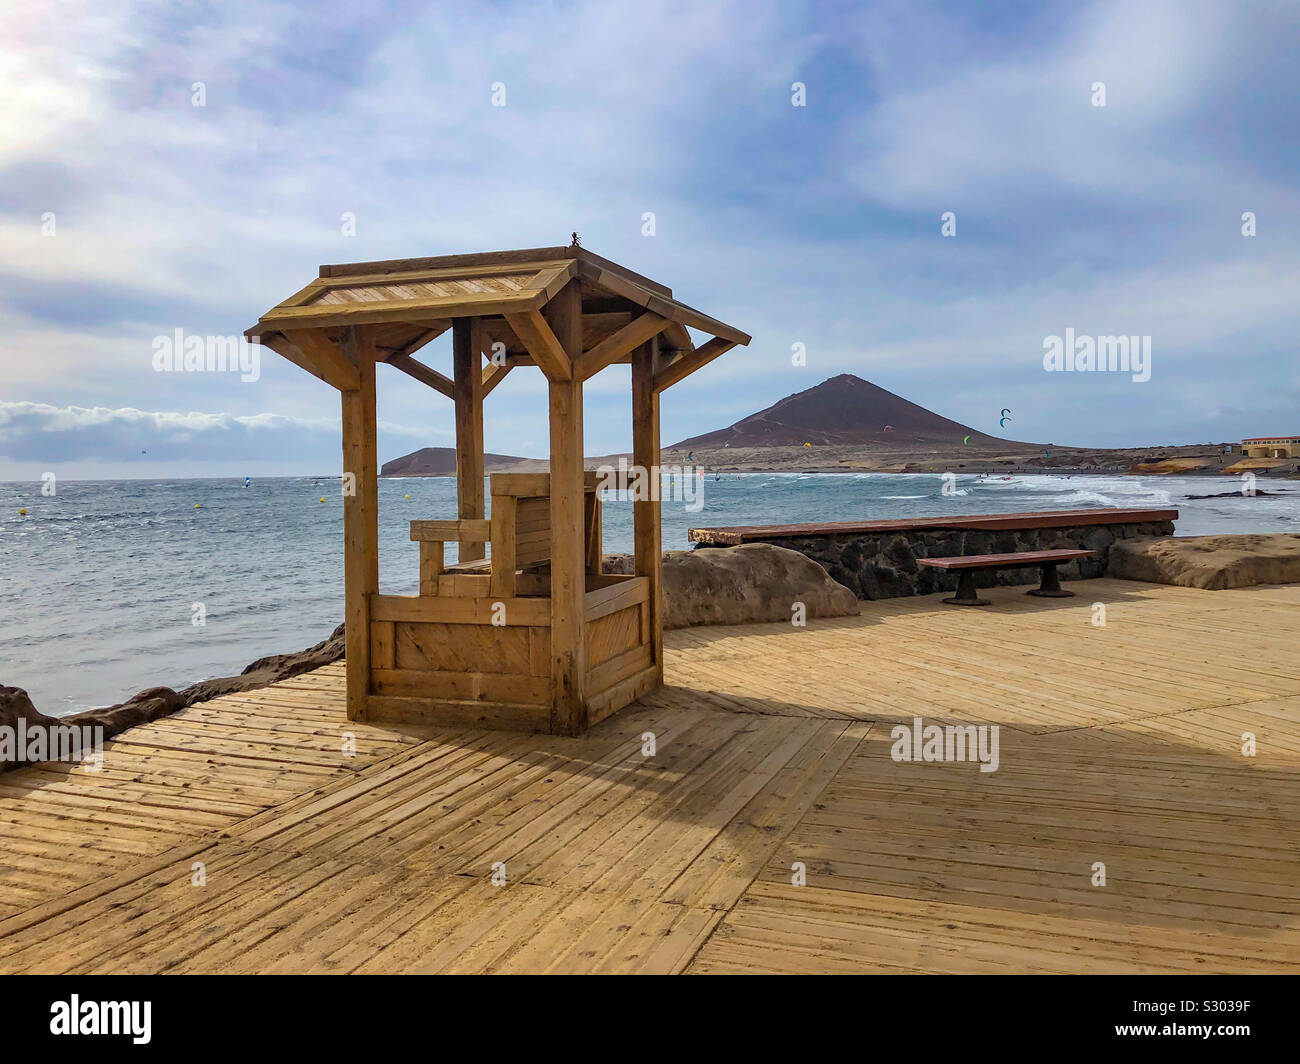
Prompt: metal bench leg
<box><xmin>1027</xmin><ymin>562</ymin><xmax>1073</xmax><ymax>597</ymax></box>
<box><xmin>942</xmin><ymin>569</ymin><xmax>991</xmax><ymax>606</ymax></box>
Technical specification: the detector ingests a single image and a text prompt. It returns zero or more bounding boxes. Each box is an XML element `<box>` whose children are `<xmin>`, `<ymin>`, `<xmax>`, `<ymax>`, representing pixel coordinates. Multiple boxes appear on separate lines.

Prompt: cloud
<box><xmin>2</xmin><ymin>0</ymin><xmax>1299</xmax><ymax>472</ymax></box>
<box><xmin>0</xmin><ymin>400</ymin><xmax>433</xmax><ymax>464</ymax></box>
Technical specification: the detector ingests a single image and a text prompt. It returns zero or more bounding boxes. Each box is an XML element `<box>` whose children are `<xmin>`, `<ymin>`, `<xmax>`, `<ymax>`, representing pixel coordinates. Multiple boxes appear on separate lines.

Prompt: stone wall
<box><xmin>741</xmin><ymin>520</ymin><xmax>1174</xmax><ymax>600</ymax></box>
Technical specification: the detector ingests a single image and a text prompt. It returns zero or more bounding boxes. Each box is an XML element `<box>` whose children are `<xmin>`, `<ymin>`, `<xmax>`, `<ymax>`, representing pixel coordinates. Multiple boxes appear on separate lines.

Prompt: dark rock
<box><xmin>1</xmin><ymin>686</ymin><xmax>61</xmax><ymax>771</ymax></box>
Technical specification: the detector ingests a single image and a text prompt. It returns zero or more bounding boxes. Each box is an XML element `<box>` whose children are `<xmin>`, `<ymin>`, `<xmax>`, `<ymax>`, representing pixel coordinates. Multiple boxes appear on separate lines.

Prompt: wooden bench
<box><xmin>916</xmin><ymin>549</ymin><xmax>1096</xmax><ymax>606</ymax></box>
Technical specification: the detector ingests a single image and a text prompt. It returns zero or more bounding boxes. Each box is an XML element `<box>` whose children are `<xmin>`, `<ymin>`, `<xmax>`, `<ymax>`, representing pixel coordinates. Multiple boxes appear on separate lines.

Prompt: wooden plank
<box><xmin>481</xmin><ymin>362</ymin><xmax>513</xmax><ymax>397</ymax></box>
<box><xmin>585</xmin><ymin>576</ymin><xmax>649</xmax><ymax>622</ymax></box>
<box><xmin>316</xmin><ymin>260</ymin><xmax>564</xmax><ymax>287</ymax></box>
<box><xmin>587</xmin><ymin>644</ymin><xmax>653</xmax><ymax>694</ymax></box>
<box><xmin>320</xmin><ymin>247</ymin><xmax>671</xmax><ymax>296</ymax></box>
<box><xmin>386</xmin><ymin>353</ymin><xmax>454</xmax><ymax>398</ymax></box>
<box><xmin>370</xmin><ymin>621</ymin><xmax>396</xmax><ymax>670</ymax></box>
<box><xmin>365</xmin><ymin>695</ymin><xmax>546</xmax><ymax>732</ymax></box>
<box><xmin>258</xmin><ymin>288</ymin><xmax>542</xmax><ymax>332</ymax></box>
<box><xmin>585</xmin><ymin>663</ymin><xmax>661</xmax><ymax>727</ymax></box>
<box><xmin>632</xmin><ymin>338</ymin><xmax>664</xmax><ymax>687</ymax></box>
<box><xmin>688</xmin><ymin>509</ymin><xmax>1182</xmax><ymax>546</ymax></box>
<box><xmin>340</xmin><ymin>327</ymin><xmax>379</xmax><ymax>721</ymax></box>
<box><xmin>917</xmin><ymin>549</ymin><xmax>1096</xmax><ymax>570</ymax></box>
<box><xmin>259</xmin><ymin>331</ymin><xmax>360</xmax><ymax>391</ymax></box>
<box><xmin>503</xmin><ymin>309</ymin><xmax>572</xmax><ymax>381</ymax></box>
<box><xmin>574</xmin><ymin>312</ymin><xmax>671</xmax><ymax>382</ymax></box>
<box><xmin>545</xmin><ymin>279</ymin><xmax>586</xmax><ymax>735</ymax></box>
<box><xmin>372</xmin><ymin>668</ymin><xmax>551</xmax><ymax>705</ymax></box>
<box><xmin>409</xmin><ymin>519</ymin><xmax>492</xmax><ymax>542</ymax></box>
<box><xmin>369</xmin><ymin>593</ymin><xmax>550</xmax><ymax>626</ymax></box>
<box><xmin>573</xmin><ymin>260</ymin><xmax>750</xmax><ymax>345</ymax></box>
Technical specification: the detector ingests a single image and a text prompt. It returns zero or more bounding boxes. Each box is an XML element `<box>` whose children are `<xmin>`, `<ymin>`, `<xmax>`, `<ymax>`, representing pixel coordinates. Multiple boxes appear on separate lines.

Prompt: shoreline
<box><xmin>1</xmin><ymin>624</ymin><xmax>346</xmax><ymax>771</ymax></box>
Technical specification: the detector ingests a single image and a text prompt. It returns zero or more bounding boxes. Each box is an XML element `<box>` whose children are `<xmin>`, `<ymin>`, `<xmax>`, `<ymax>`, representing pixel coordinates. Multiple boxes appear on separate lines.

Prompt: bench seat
<box><xmin>917</xmin><ymin>548</ymin><xmax>1096</xmax><ymax>605</ymax></box>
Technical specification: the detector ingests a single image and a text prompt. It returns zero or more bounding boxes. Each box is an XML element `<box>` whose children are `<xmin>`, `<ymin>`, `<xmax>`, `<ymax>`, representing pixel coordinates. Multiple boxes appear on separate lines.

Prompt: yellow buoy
<box><xmin>19</xmin><ymin>508</ymin><xmax>27</xmax><ymax>516</ymax></box>
<box><xmin>194</xmin><ymin>503</ymin><xmax>201</xmax><ymax>509</ymax></box>
<box><xmin>405</xmin><ymin>493</ymin><xmax>410</xmax><ymax>499</ymax></box>
<box><xmin>320</xmin><ymin>497</ymin><xmax>326</xmax><ymax>502</ymax></box>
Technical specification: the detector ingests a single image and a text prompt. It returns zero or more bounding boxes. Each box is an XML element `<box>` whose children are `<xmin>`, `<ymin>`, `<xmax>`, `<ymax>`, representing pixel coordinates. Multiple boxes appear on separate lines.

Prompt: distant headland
<box><xmin>381</xmin><ymin>374</ymin><xmax>1296</xmax><ymax>478</ymax></box>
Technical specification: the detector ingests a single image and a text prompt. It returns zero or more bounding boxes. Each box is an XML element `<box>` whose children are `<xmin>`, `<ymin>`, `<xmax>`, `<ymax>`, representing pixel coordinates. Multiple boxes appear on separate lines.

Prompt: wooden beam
<box><xmin>574</xmin><ymin>259</ymin><xmax>750</xmax><ymax>345</ymax></box>
<box><xmin>632</xmin><ymin>338</ymin><xmax>664</xmax><ymax>688</ymax></box>
<box><xmin>573</xmin><ymin>311</ymin><xmax>670</xmax><ymax>382</ymax></box>
<box><xmin>386</xmin><ymin>353</ymin><xmax>454</xmax><ymax>399</ymax></box>
<box><xmin>653</xmin><ymin>336</ymin><xmax>737</xmax><ymax>392</ymax></box>
<box><xmin>390</xmin><ymin>320</ymin><xmax>451</xmax><ymax>360</ymax></box>
<box><xmin>259</xmin><ymin>288</ymin><xmax>542</xmax><ymax>332</ymax></box>
<box><xmin>545</xmin><ymin>280</ymin><xmax>586</xmax><ymax>735</ymax></box>
<box><xmin>260</xmin><ymin>329</ymin><xmax>360</xmax><ymax>391</ymax></box>
<box><xmin>339</xmin><ymin>327</ymin><xmax>379</xmax><ymax>721</ymax></box>
<box><xmin>660</xmin><ymin>322</ymin><xmax>694</xmax><ymax>353</ymax></box>
<box><xmin>454</xmin><ymin>318</ymin><xmax>486</xmax><ymax>562</ymax></box>
<box><xmin>477</xmin><ymin>319</ymin><xmax>529</xmax><ymax>357</ymax></box>
<box><xmin>504</xmin><ymin>308</ymin><xmax>572</xmax><ymax>381</ymax></box>
<box><xmin>482</xmin><ymin>361</ymin><xmax>513</xmax><ymax>396</ymax></box>
<box><xmin>409</xmin><ymin>519</ymin><xmax>492</xmax><ymax>542</ymax></box>
<box><xmin>582</xmin><ymin>311</ymin><xmax>634</xmax><ymax>349</ymax></box>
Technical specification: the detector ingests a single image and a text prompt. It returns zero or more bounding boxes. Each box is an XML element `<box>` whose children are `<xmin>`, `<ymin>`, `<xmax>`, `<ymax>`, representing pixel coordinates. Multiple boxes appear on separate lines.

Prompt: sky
<box><xmin>1</xmin><ymin>0</ymin><xmax>1297</xmax><ymax>480</ymax></box>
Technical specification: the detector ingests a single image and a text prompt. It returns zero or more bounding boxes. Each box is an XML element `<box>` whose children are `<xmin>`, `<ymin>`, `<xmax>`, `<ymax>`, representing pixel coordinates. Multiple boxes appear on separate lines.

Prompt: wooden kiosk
<box><xmin>248</xmin><ymin>246</ymin><xmax>749</xmax><ymax>735</ymax></box>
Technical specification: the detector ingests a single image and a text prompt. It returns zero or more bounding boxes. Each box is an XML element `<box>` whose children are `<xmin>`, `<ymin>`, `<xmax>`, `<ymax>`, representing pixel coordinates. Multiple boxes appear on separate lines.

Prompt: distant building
<box><xmin>1242</xmin><ymin>435</ymin><xmax>1300</xmax><ymax>458</ymax></box>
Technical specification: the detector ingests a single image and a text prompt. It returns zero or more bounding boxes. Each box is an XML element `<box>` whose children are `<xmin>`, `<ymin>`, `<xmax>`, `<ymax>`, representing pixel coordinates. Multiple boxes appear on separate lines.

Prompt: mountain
<box><xmin>380</xmin><ymin>447</ymin><xmax>547</xmax><ymax>477</ymax></box>
<box><xmin>670</xmin><ymin>373</ymin><xmax>1014</xmax><ymax>450</ymax></box>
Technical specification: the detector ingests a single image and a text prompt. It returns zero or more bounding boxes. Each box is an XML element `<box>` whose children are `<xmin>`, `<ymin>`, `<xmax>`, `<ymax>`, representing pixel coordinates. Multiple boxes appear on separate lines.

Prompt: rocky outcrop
<box><xmin>0</xmin><ymin>686</ymin><xmax>62</xmax><ymax>770</ymax></box>
<box><xmin>1108</xmin><ymin>534</ymin><xmax>1300</xmax><ymax>590</ymax></box>
<box><xmin>603</xmin><ymin>544</ymin><xmax>859</xmax><ymax>628</ymax></box>
<box><xmin>3</xmin><ymin>623</ymin><xmax>347</xmax><ymax>773</ymax></box>
<box><xmin>755</xmin><ymin>519</ymin><xmax>1174</xmax><ymax>600</ymax></box>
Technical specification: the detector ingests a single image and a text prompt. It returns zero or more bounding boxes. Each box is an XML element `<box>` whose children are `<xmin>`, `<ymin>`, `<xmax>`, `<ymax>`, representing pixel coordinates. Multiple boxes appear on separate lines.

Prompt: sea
<box><xmin>2</xmin><ymin>471</ymin><xmax>1297</xmax><ymax>715</ymax></box>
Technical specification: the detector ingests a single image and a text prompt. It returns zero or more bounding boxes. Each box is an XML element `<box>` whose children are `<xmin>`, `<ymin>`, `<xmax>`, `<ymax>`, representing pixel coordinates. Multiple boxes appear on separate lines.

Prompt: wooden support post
<box><xmin>544</xmin><ymin>281</ymin><xmax>587</xmax><ymax>735</ymax></box>
<box><xmin>339</xmin><ymin>326</ymin><xmax>379</xmax><ymax>721</ymax></box>
<box><xmin>584</xmin><ymin>492</ymin><xmax>602</xmax><ymax>575</ymax></box>
<box><xmin>489</xmin><ymin>494</ymin><xmax>517</xmax><ymax>600</ymax></box>
<box><xmin>419</xmin><ymin>541</ymin><xmax>444</xmax><ymax>595</ymax></box>
<box><xmin>453</xmin><ymin>317</ymin><xmax>486</xmax><ymax>561</ymax></box>
<box><xmin>632</xmin><ymin>336</ymin><xmax>663</xmax><ymax>684</ymax></box>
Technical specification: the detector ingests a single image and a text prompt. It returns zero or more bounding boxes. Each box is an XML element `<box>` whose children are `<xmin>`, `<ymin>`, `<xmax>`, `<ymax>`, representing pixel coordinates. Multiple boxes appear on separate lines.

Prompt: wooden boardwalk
<box><xmin>2</xmin><ymin>578</ymin><xmax>1298</xmax><ymax>973</ymax></box>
